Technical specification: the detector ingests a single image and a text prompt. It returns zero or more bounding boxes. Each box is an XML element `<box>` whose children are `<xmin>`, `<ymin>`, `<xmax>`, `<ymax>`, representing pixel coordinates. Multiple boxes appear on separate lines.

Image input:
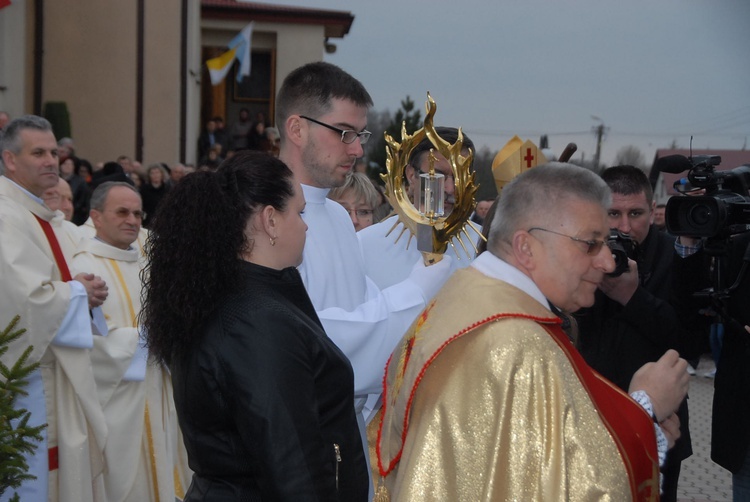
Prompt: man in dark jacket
<box><xmin>677</xmin><ymin>227</ymin><xmax>750</xmax><ymax>498</ymax></box>
<box><xmin>575</xmin><ymin>165</ymin><xmax>702</xmax><ymax>501</ymax></box>
<box><xmin>197</xmin><ymin>117</ymin><xmax>229</xmax><ymax>161</ymax></box>
<box><xmin>711</xmin><ymin>232</ymin><xmax>750</xmax><ymax>496</ymax></box>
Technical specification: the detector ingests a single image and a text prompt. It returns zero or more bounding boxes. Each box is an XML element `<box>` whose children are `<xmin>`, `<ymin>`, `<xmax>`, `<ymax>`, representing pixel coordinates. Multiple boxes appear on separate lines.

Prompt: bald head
<box><xmin>42</xmin><ymin>177</ymin><xmax>74</xmax><ymax>221</ymax></box>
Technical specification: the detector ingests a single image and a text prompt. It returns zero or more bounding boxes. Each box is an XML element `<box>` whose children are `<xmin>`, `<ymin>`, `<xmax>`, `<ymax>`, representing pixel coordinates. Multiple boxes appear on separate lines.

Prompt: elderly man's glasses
<box><xmin>528</xmin><ymin>227</ymin><xmax>608</xmax><ymax>255</ymax></box>
<box><xmin>110</xmin><ymin>208</ymin><xmax>145</xmax><ymax>220</ymax></box>
<box><xmin>300</xmin><ymin>116</ymin><xmax>372</xmax><ymax>145</ymax></box>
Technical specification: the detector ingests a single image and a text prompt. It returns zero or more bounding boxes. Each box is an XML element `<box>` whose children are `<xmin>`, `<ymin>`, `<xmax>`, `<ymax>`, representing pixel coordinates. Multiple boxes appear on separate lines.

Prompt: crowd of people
<box><xmin>197</xmin><ymin>110</ymin><xmax>281</xmax><ymax>168</ymax></box>
<box><xmin>1</xmin><ymin>60</ymin><xmax>748</xmax><ymax>502</ymax></box>
<box><xmin>0</xmin><ymin>115</ymin><xmax>190</xmax><ymax>502</ymax></box>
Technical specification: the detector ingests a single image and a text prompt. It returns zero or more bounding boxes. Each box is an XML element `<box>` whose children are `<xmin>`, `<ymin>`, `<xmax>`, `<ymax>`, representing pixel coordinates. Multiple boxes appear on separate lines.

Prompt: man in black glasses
<box><xmin>275</xmin><ymin>62</ymin><xmax>453</xmax><ymax>496</ymax></box>
<box><xmin>574</xmin><ymin>165</ymin><xmax>704</xmax><ymax>501</ymax></box>
<box><xmin>375</xmin><ymin>162</ymin><xmax>688</xmax><ymax>500</ymax></box>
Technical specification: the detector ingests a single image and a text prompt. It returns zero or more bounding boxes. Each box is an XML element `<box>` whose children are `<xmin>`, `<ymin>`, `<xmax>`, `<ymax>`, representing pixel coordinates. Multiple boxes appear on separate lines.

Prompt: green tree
<box><xmin>0</xmin><ymin>316</ymin><xmax>46</xmax><ymax>501</ymax></box>
<box><xmin>613</xmin><ymin>145</ymin><xmax>647</xmax><ymax>170</ymax></box>
<box><xmin>366</xmin><ymin>96</ymin><xmax>422</xmax><ymax>184</ymax></box>
<box><xmin>42</xmin><ymin>101</ymin><xmax>72</xmax><ymax>140</ymax></box>
<box><xmin>472</xmin><ymin>145</ymin><xmax>499</xmax><ymax>202</ymax></box>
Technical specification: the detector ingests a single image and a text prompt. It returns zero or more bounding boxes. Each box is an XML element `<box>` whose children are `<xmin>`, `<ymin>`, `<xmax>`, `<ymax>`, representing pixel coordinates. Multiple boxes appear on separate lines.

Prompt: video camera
<box><xmin>607</xmin><ymin>229</ymin><xmax>638</xmax><ymax>277</ymax></box>
<box><xmin>657</xmin><ymin>154</ymin><xmax>750</xmax><ymax>239</ymax></box>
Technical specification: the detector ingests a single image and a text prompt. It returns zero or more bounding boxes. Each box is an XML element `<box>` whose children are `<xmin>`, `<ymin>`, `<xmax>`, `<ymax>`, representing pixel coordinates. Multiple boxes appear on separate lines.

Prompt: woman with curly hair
<box><xmin>141</xmin><ymin>151</ymin><xmax>368</xmax><ymax>501</ymax></box>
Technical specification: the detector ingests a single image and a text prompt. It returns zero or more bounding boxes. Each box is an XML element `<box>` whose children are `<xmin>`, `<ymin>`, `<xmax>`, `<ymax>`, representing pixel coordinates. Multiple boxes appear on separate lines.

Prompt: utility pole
<box><xmin>590</xmin><ymin>116</ymin><xmax>609</xmax><ymax>170</ymax></box>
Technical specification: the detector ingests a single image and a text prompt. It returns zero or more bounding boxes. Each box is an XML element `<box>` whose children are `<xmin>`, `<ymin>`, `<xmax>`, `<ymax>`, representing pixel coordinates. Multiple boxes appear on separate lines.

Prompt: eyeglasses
<box><xmin>110</xmin><ymin>208</ymin><xmax>145</xmax><ymax>220</ymax></box>
<box><xmin>528</xmin><ymin>227</ymin><xmax>608</xmax><ymax>256</ymax></box>
<box><xmin>300</xmin><ymin>116</ymin><xmax>372</xmax><ymax>145</ymax></box>
<box><xmin>343</xmin><ymin>208</ymin><xmax>374</xmax><ymax>218</ymax></box>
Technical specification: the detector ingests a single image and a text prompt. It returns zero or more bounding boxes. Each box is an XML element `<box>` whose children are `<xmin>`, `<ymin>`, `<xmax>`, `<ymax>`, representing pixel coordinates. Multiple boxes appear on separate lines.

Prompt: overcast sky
<box><xmin>278</xmin><ymin>0</ymin><xmax>750</xmax><ymax>166</ymax></box>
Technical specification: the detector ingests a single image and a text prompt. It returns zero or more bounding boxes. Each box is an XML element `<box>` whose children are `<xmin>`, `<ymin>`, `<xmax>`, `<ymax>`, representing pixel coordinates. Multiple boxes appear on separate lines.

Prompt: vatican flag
<box><xmin>492</xmin><ymin>136</ymin><xmax>548</xmax><ymax>193</ymax></box>
<box><xmin>205</xmin><ymin>22</ymin><xmax>254</xmax><ymax>86</ymax></box>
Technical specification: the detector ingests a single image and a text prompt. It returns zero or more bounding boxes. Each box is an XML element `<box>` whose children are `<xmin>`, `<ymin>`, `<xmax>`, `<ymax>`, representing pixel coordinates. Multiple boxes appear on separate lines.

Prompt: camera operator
<box><xmin>575</xmin><ymin>165</ymin><xmax>705</xmax><ymax>501</ymax></box>
<box><xmin>677</xmin><ymin>228</ymin><xmax>750</xmax><ymax>498</ymax></box>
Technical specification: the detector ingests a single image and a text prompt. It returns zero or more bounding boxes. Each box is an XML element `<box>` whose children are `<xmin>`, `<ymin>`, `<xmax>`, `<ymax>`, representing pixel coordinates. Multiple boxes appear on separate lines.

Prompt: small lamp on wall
<box><xmin>324</xmin><ymin>38</ymin><xmax>337</xmax><ymax>54</ymax></box>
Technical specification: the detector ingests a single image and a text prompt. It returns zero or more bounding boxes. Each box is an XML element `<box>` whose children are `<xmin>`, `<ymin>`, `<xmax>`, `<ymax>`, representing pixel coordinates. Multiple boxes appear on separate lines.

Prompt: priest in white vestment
<box><xmin>0</xmin><ymin>115</ymin><xmax>108</xmax><ymax>502</ymax></box>
<box><xmin>276</xmin><ymin>64</ymin><xmax>454</xmax><ymax>496</ymax></box>
<box><xmin>72</xmin><ymin>182</ymin><xmax>191</xmax><ymax>501</ymax></box>
<box><xmin>42</xmin><ymin>177</ymin><xmax>86</xmax><ymax>249</ymax></box>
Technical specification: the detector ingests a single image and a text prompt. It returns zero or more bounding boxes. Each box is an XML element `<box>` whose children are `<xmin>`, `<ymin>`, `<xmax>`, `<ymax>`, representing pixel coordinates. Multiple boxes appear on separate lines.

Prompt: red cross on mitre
<box><xmin>519</xmin><ymin>140</ymin><xmax>542</xmax><ymax>170</ymax></box>
<box><xmin>492</xmin><ymin>136</ymin><xmax>549</xmax><ymax>193</ymax></box>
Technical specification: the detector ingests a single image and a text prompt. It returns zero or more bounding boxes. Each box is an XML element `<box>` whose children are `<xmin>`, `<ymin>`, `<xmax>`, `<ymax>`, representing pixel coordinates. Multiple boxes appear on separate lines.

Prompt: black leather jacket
<box><xmin>171</xmin><ymin>261</ymin><xmax>368</xmax><ymax>501</ymax></box>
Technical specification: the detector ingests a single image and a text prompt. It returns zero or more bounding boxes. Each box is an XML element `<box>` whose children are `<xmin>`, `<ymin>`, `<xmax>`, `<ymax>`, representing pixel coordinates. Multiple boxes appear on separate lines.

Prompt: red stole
<box><xmin>34</xmin><ymin>214</ymin><xmax>73</xmax><ymax>282</ymax></box>
<box><xmin>33</xmin><ymin>214</ymin><xmax>72</xmax><ymax>472</ymax></box>
<box><xmin>542</xmin><ymin>323</ymin><xmax>660</xmax><ymax>501</ymax></box>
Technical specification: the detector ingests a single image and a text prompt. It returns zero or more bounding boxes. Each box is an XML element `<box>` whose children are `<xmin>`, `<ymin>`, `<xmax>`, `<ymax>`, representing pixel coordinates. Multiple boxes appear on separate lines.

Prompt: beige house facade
<box><xmin>0</xmin><ymin>0</ymin><xmax>353</xmax><ymax>166</ymax></box>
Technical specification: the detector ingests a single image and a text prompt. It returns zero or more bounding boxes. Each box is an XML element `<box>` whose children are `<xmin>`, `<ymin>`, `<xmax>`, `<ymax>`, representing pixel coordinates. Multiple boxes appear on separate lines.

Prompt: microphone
<box><xmin>656</xmin><ymin>155</ymin><xmax>693</xmax><ymax>174</ymax></box>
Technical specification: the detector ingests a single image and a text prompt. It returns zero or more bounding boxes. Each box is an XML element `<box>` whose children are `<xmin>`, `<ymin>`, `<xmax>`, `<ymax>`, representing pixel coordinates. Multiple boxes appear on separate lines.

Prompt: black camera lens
<box><xmin>606</xmin><ymin>229</ymin><xmax>637</xmax><ymax>277</ymax></box>
<box><xmin>687</xmin><ymin>203</ymin><xmax>713</xmax><ymax>229</ymax></box>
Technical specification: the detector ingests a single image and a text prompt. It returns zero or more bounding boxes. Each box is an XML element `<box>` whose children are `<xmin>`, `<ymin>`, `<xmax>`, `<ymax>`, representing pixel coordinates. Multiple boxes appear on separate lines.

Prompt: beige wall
<box><xmin>273</xmin><ymin>23</ymin><xmax>325</xmax><ymax>99</ymax></box>
<box><xmin>0</xmin><ymin>0</ymin><xmax>31</xmax><ymax>119</ymax></box>
<box><xmin>44</xmin><ymin>0</ymin><xmax>139</xmax><ymax>164</ymax></box>
<box><xmin>4</xmin><ymin>2</ymin><xmax>330</xmax><ymax>167</ymax></box>
<box><xmin>41</xmin><ymin>0</ymin><xmax>200</xmax><ymax>167</ymax></box>
<box><xmin>142</xmin><ymin>0</ymin><xmax>182</xmax><ymax>166</ymax></box>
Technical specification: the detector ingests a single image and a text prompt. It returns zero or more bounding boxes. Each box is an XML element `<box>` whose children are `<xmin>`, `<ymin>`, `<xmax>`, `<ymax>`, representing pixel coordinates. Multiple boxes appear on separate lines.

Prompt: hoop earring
<box><xmin>270</xmin><ymin>236</ymin><xmax>277</xmax><ymax>246</ymax></box>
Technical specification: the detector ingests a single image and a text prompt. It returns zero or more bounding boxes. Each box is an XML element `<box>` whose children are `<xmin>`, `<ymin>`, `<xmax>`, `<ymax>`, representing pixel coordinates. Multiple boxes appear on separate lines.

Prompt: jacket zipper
<box><xmin>334</xmin><ymin>443</ymin><xmax>342</xmax><ymax>491</ymax></box>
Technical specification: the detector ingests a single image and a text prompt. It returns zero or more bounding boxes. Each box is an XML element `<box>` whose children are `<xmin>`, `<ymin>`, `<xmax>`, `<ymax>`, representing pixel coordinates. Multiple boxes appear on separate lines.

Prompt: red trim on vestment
<box><xmin>376</xmin><ymin>312</ymin><xmax>561</xmax><ymax>478</ymax></box>
<box><xmin>34</xmin><ymin>215</ymin><xmax>73</xmax><ymax>282</ymax></box>
<box><xmin>48</xmin><ymin>447</ymin><xmax>59</xmax><ymax>471</ymax></box>
<box><xmin>542</xmin><ymin>324</ymin><xmax>659</xmax><ymax>501</ymax></box>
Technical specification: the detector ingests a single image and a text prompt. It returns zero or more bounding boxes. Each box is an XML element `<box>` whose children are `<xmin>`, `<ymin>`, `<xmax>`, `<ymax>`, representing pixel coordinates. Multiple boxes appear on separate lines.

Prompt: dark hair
<box><xmin>90</xmin><ymin>181</ymin><xmax>139</xmax><ymax>211</ymax></box>
<box><xmin>408</xmin><ymin>127</ymin><xmax>475</xmax><ymax>173</ymax></box>
<box><xmin>79</xmin><ymin>158</ymin><xmax>93</xmax><ymax>175</ymax></box>
<box><xmin>140</xmin><ymin>151</ymin><xmax>295</xmax><ymax>365</ymax></box>
<box><xmin>61</xmin><ymin>155</ymin><xmax>82</xmax><ymax>175</ymax></box>
<box><xmin>476</xmin><ymin>195</ymin><xmax>501</xmax><ymax>256</ymax></box>
<box><xmin>275</xmin><ymin>62</ymin><xmax>373</xmax><ymax>140</ymax></box>
<box><xmin>601</xmin><ymin>165</ymin><xmax>653</xmax><ymax>204</ymax></box>
<box><xmin>102</xmin><ymin>161</ymin><xmax>125</xmax><ymax>176</ymax></box>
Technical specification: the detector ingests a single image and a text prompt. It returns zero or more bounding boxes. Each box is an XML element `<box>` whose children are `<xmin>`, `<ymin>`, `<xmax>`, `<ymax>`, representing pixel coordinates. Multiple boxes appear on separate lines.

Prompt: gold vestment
<box><xmin>374</xmin><ymin>267</ymin><xmax>659</xmax><ymax>501</ymax></box>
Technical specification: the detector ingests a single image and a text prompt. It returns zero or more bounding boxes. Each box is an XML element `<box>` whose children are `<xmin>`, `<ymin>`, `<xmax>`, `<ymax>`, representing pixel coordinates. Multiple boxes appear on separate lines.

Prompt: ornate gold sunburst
<box><xmin>380</xmin><ymin>93</ymin><xmax>484</xmax><ymax>261</ymax></box>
